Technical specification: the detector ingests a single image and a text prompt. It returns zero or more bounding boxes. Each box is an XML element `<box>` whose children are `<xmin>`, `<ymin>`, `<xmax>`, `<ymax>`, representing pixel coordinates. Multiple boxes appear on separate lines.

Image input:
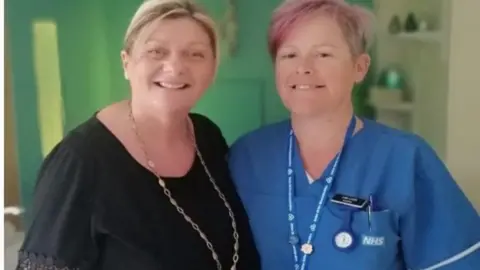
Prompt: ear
<box><xmin>120</xmin><ymin>50</ymin><xmax>130</xmax><ymax>80</ymax></box>
<box><xmin>353</xmin><ymin>53</ymin><xmax>371</xmax><ymax>83</ymax></box>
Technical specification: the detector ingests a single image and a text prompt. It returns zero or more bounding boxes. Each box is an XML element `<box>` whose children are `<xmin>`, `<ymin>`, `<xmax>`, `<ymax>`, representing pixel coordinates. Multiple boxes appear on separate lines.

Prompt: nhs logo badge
<box><xmin>361</xmin><ymin>235</ymin><xmax>385</xmax><ymax>246</ymax></box>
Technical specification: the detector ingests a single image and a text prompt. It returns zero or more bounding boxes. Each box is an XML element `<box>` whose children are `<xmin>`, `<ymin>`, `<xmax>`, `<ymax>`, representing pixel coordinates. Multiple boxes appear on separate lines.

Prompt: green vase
<box><xmin>388</xmin><ymin>15</ymin><xmax>402</xmax><ymax>34</ymax></box>
<box><xmin>377</xmin><ymin>67</ymin><xmax>405</xmax><ymax>90</ymax></box>
<box><xmin>405</xmin><ymin>12</ymin><xmax>418</xmax><ymax>32</ymax></box>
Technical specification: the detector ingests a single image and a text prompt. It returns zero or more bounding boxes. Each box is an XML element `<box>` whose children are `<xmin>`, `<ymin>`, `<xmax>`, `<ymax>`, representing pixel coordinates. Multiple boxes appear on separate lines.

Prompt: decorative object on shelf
<box><xmin>370</xmin><ymin>66</ymin><xmax>409</xmax><ymax>107</ymax></box>
<box><xmin>404</xmin><ymin>12</ymin><xmax>419</xmax><ymax>32</ymax></box>
<box><xmin>418</xmin><ymin>20</ymin><xmax>429</xmax><ymax>32</ymax></box>
<box><xmin>219</xmin><ymin>0</ymin><xmax>238</xmax><ymax>56</ymax></box>
<box><xmin>377</xmin><ymin>66</ymin><xmax>406</xmax><ymax>90</ymax></box>
<box><xmin>388</xmin><ymin>15</ymin><xmax>402</xmax><ymax>34</ymax></box>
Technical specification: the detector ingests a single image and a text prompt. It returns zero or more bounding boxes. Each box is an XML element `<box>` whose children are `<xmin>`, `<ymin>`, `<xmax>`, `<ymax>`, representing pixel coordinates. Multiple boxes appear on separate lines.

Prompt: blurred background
<box><xmin>4</xmin><ymin>0</ymin><xmax>480</xmax><ymax>268</ymax></box>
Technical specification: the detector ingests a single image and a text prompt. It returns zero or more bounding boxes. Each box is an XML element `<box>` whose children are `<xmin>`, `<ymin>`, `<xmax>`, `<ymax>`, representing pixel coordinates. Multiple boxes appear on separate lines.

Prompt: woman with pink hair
<box><xmin>229</xmin><ymin>0</ymin><xmax>480</xmax><ymax>269</ymax></box>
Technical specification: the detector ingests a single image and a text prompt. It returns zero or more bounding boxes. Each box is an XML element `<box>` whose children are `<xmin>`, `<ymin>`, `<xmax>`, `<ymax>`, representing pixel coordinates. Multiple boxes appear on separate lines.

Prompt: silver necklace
<box><xmin>128</xmin><ymin>104</ymin><xmax>239</xmax><ymax>270</ymax></box>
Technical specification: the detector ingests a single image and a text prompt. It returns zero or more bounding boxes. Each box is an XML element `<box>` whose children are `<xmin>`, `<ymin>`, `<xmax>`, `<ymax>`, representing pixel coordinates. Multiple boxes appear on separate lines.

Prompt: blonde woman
<box><xmin>17</xmin><ymin>1</ymin><xmax>260</xmax><ymax>269</ymax></box>
<box><xmin>229</xmin><ymin>0</ymin><xmax>480</xmax><ymax>269</ymax></box>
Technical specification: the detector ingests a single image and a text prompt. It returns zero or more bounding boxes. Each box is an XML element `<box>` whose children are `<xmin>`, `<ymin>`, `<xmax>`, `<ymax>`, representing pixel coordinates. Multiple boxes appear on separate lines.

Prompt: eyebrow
<box><xmin>144</xmin><ymin>38</ymin><xmax>165</xmax><ymax>45</ymax></box>
<box><xmin>187</xmin><ymin>41</ymin><xmax>210</xmax><ymax>48</ymax></box>
<box><xmin>278</xmin><ymin>43</ymin><xmax>338</xmax><ymax>51</ymax></box>
<box><xmin>313</xmin><ymin>43</ymin><xmax>338</xmax><ymax>49</ymax></box>
<box><xmin>144</xmin><ymin>39</ymin><xmax>209</xmax><ymax>48</ymax></box>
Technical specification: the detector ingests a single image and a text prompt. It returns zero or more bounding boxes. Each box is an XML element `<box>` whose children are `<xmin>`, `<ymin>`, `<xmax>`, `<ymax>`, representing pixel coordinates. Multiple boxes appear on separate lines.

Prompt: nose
<box><xmin>161</xmin><ymin>54</ymin><xmax>185</xmax><ymax>75</ymax></box>
<box><xmin>297</xmin><ymin>67</ymin><xmax>312</xmax><ymax>75</ymax></box>
<box><xmin>296</xmin><ymin>59</ymin><xmax>313</xmax><ymax>75</ymax></box>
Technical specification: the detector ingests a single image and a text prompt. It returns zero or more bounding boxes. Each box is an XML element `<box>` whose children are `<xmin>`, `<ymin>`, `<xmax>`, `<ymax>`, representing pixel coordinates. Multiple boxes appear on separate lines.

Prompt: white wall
<box><xmin>446</xmin><ymin>0</ymin><xmax>480</xmax><ymax>210</ymax></box>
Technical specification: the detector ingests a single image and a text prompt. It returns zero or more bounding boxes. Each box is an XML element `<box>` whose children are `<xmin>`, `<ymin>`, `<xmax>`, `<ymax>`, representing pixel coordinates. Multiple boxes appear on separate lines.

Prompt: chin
<box><xmin>156</xmin><ymin>101</ymin><xmax>194</xmax><ymax>112</ymax></box>
<box><xmin>141</xmin><ymin>97</ymin><xmax>191</xmax><ymax>113</ymax></box>
<box><xmin>283</xmin><ymin>100</ymin><xmax>323</xmax><ymax>115</ymax></box>
<box><xmin>289</xmin><ymin>108</ymin><xmax>322</xmax><ymax>117</ymax></box>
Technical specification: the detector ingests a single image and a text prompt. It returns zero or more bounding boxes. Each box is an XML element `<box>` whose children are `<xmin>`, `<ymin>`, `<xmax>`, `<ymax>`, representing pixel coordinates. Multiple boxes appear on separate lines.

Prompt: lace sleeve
<box><xmin>16</xmin><ymin>251</ymin><xmax>80</xmax><ymax>270</ymax></box>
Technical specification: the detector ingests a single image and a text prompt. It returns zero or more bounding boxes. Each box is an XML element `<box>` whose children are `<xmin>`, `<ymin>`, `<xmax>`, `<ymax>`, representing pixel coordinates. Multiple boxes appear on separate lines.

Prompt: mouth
<box><xmin>154</xmin><ymin>81</ymin><xmax>191</xmax><ymax>90</ymax></box>
<box><xmin>289</xmin><ymin>84</ymin><xmax>325</xmax><ymax>90</ymax></box>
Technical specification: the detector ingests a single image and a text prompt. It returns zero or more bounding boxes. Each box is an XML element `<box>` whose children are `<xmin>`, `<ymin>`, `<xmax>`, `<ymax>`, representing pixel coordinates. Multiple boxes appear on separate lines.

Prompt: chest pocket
<box><xmin>318</xmin><ymin>202</ymin><xmax>401</xmax><ymax>270</ymax></box>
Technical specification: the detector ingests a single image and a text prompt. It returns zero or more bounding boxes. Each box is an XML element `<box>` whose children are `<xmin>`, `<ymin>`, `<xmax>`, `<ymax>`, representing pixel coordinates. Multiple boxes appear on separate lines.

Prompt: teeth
<box><xmin>158</xmin><ymin>82</ymin><xmax>187</xmax><ymax>89</ymax></box>
<box><xmin>297</xmin><ymin>84</ymin><xmax>311</xmax><ymax>90</ymax></box>
<box><xmin>291</xmin><ymin>84</ymin><xmax>325</xmax><ymax>90</ymax></box>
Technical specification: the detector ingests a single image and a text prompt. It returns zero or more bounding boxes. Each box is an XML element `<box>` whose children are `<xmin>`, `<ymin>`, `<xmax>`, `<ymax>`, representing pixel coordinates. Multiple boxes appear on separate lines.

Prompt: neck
<box><xmin>128</xmin><ymin>100</ymin><xmax>190</xmax><ymax>145</ymax></box>
<box><xmin>291</xmin><ymin>104</ymin><xmax>355</xmax><ymax>151</ymax></box>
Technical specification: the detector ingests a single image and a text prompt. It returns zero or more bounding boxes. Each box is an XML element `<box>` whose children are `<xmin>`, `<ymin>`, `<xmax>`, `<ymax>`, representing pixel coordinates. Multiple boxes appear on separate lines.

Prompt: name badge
<box><xmin>331</xmin><ymin>194</ymin><xmax>367</xmax><ymax>209</ymax></box>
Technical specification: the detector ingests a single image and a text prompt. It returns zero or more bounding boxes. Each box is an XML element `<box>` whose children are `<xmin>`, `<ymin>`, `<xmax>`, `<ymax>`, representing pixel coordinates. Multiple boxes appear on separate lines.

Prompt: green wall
<box><xmin>6</xmin><ymin>0</ymin><xmax>373</xmax><ymax>218</ymax></box>
<box><xmin>6</xmin><ymin>0</ymin><xmax>288</xmax><ymax>218</ymax></box>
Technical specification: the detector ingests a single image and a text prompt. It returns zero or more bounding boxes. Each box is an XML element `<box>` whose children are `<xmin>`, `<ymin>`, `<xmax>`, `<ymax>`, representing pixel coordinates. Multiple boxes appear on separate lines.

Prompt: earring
<box><xmin>124</xmin><ymin>72</ymin><xmax>129</xmax><ymax>80</ymax></box>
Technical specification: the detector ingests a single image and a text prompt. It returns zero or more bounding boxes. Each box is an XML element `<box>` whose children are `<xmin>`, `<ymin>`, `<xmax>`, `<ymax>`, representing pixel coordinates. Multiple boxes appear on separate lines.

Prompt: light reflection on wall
<box><xmin>33</xmin><ymin>20</ymin><xmax>65</xmax><ymax>157</ymax></box>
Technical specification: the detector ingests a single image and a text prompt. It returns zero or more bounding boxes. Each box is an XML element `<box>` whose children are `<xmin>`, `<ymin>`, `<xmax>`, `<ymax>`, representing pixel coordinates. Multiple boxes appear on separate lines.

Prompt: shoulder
<box><xmin>230</xmin><ymin>119</ymin><xmax>290</xmax><ymax>156</ymax></box>
<box><xmin>190</xmin><ymin>112</ymin><xmax>220</xmax><ymax>129</ymax></box>
<box><xmin>354</xmin><ymin>119</ymin><xmax>455</xmax><ymax>212</ymax></box>
<box><xmin>35</xmin><ymin>116</ymin><xmax>107</xmax><ymax>198</ymax></box>
<box><xmin>190</xmin><ymin>112</ymin><xmax>229</xmax><ymax>155</ymax></box>
<box><xmin>360</xmin><ymin>119</ymin><xmax>441</xmax><ymax>166</ymax></box>
<box><xmin>352</xmin><ymin>119</ymin><xmax>448</xmax><ymax>187</ymax></box>
<box><xmin>54</xmin><ymin>114</ymin><xmax>114</xmax><ymax>158</ymax></box>
<box><xmin>190</xmin><ymin>112</ymin><xmax>224</xmax><ymax>137</ymax></box>
<box><xmin>228</xmin><ymin>120</ymin><xmax>290</xmax><ymax>190</ymax></box>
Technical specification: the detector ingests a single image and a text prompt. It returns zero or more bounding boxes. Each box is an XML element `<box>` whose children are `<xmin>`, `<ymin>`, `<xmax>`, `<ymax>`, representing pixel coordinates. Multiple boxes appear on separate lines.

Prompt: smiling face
<box><xmin>121</xmin><ymin>16</ymin><xmax>216</xmax><ymax>114</ymax></box>
<box><xmin>274</xmin><ymin>13</ymin><xmax>370</xmax><ymax>117</ymax></box>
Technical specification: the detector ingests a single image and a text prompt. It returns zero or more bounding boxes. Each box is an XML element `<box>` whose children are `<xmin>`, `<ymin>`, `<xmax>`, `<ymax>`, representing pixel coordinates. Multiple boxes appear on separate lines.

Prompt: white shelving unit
<box><xmin>388</xmin><ymin>31</ymin><xmax>443</xmax><ymax>42</ymax></box>
<box><xmin>369</xmin><ymin>100</ymin><xmax>413</xmax><ymax>112</ymax></box>
<box><xmin>372</xmin><ymin>0</ymin><xmax>450</xmax><ymax>140</ymax></box>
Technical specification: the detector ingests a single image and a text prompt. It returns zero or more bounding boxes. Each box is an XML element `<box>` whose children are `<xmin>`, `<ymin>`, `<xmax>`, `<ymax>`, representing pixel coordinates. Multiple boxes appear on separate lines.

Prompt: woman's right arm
<box><xmin>17</xmin><ymin>143</ymin><xmax>100</xmax><ymax>270</ymax></box>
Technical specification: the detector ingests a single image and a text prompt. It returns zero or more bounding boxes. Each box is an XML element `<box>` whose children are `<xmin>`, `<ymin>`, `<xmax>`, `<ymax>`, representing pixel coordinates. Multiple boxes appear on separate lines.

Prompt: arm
<box><xmin>17</xmin><ymin>143</ymin><xmax>100</xmax><ymax>269</ymax></box>
<box><xmin>401</xmin><ymin>139</ymin><xmax>480</xmax><ymax>270</ymax></box>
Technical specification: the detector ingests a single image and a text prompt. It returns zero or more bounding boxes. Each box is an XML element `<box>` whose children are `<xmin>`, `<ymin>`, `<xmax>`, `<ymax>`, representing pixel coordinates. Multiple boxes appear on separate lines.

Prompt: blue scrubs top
<box><xmin>229</xmin><ymin>118</ymin><xmax>480</xmax><ymax>270</ymax></box>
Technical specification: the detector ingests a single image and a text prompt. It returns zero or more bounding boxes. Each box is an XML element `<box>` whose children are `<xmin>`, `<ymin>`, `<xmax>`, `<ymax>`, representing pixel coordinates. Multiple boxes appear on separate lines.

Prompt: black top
<box><xmin>17</xmin><ymin>113</ymin><xmax>260</xmax><ymax>270</ymax></box>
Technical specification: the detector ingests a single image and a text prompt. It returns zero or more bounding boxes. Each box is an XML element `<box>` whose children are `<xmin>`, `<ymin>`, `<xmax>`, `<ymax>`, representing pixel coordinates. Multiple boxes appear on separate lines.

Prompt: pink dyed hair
<box><xmin>268</xmin><ymin>0</ymin><xmax>375</xmax><ymax>58</ymax></box>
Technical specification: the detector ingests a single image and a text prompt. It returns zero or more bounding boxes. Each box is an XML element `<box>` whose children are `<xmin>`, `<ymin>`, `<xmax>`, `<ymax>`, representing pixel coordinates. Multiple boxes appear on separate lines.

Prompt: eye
<box><xmin>190</xmin><ymin>51</ymin><xmax>205</xmax><ymax>59</ymax></box>
<box><xmin>147</xmin><ymin>48</ymin><xmax>166</xmax><ymax>58</ymax></box>
<box><xmin>316</xmin><ymin>52</ymin><xmax>332</xmax><ymax>58</ymax></box>
<box><xmin>279</xmin><ymin>52</ymin><xmax>297</xmax><ymax>59</ymax></box>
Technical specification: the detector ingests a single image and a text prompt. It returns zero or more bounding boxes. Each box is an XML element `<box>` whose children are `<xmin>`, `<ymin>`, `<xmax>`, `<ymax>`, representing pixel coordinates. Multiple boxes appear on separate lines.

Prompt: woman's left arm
<box><xmin>400</xmin><ymin>139</ymin><xmax>480</xmax><ymax>270</ymax></box>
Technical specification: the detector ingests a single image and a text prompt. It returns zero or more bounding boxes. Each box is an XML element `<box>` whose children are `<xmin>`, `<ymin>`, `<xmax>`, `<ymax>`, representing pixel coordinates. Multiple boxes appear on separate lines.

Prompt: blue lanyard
<box><xmin>287</xmin><ymin>116</ymin><xmax>356</xmax><ymax>270</ymax></box>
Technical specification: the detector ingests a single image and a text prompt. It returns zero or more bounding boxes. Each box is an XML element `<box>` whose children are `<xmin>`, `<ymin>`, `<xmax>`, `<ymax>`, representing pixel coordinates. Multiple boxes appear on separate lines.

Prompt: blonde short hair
<box><xmin>123</xmin><ymin>0</ymin><xmax>219</xmax><ymax>59</ymax></box>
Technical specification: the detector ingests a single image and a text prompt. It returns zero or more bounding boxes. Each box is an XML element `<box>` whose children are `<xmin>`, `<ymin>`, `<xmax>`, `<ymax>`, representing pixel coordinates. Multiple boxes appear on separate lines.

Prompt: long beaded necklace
<box><xmin>128</xmin><ymin>103</ymin><xmax>239</xmax><ymax>270</ymax></box>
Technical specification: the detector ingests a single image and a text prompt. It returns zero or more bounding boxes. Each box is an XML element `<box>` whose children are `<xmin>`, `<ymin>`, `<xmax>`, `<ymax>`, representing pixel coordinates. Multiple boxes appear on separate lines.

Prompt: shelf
<box><xmin>369</xmin><ymin>101</ymin><xmax>414</xmax><ymax>113</ymax></box>
<box><xmin>388</xmin><ymin>31</ymin><xmax>443</xmax><ymax>43</ymax></box>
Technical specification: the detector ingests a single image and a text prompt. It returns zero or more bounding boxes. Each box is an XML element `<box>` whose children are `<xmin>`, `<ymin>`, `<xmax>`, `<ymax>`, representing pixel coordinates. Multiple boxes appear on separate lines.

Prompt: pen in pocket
<box><xmin>368</xmin><ymin>195</ymin><xmax>373</xmax><ymax>231</ymax></box>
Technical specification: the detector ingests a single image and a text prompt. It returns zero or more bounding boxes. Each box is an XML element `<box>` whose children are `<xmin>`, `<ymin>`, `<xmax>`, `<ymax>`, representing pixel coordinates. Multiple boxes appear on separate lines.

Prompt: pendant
<box><xmin>301</xmin><ymin>243</ymin><xmax>313</xmax><ymax>255</ymax></box>
<box><xmin>332</xmin><ymin>209</ymin><xmax>357</xmax><ymax>252</ymax></box>
<box><xmin>333</xmin><ymin>230</ymin><xmax>355</xmax><ymax>251</ymax></box>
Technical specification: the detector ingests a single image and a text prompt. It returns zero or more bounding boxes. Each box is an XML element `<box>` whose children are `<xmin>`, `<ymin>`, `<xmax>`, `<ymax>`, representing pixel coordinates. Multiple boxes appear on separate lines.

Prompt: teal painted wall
<box><xmin>6</xmin><ymin>0</ymin><xmax>373</xmax><ymax>219</ymax></box>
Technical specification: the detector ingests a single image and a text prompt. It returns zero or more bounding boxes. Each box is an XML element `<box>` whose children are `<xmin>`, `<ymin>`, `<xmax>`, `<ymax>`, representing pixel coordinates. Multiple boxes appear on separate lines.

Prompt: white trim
<box><xmin>417</xmin><ymin>241</ymin><xmax>480</xmax><ymax>270</ymax></box>
<box><xmin>305</xmin><ymin>171</ymin><xmax>315</xmax><ymax>184</ymax></box>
